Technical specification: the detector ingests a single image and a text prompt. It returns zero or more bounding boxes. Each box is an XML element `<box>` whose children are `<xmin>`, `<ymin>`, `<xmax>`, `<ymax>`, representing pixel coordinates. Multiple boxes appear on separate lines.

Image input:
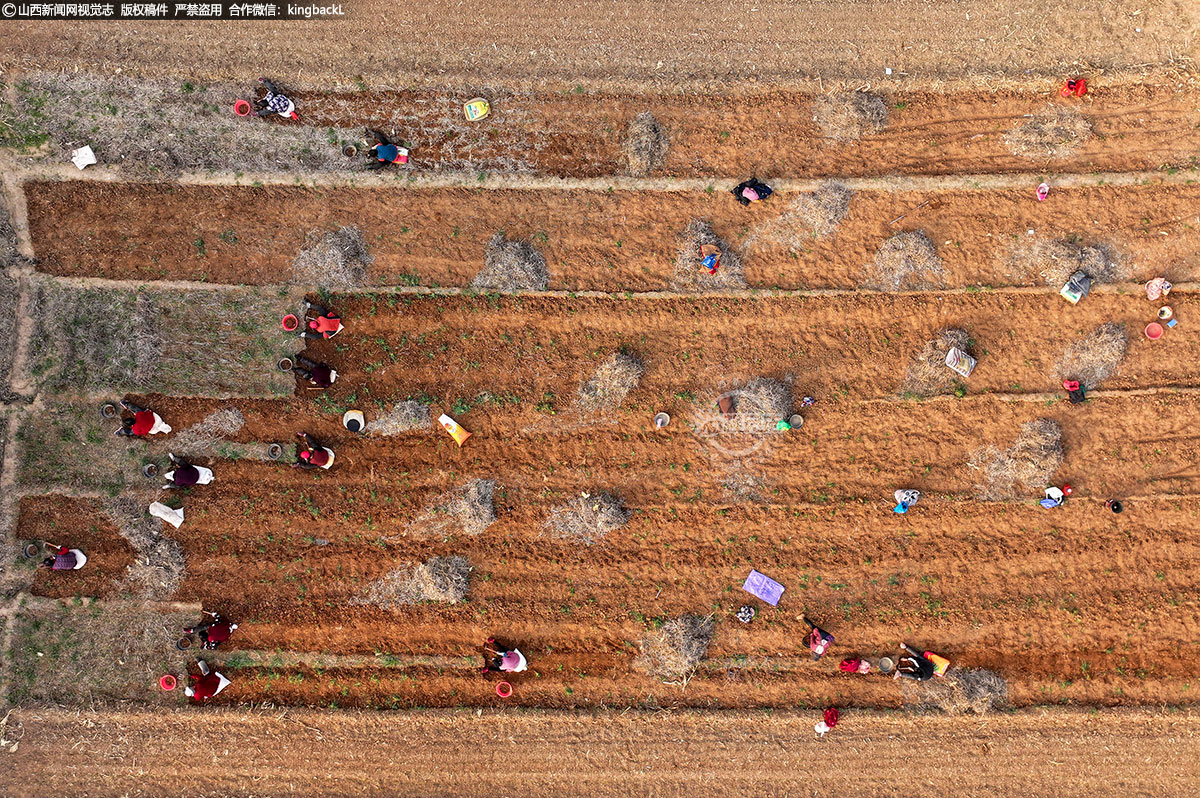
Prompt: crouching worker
<box><xmin>185</xmin><ymin>659</ymin><xmax>231</xmax><ymax>702</ymax></box>
<box><xmin>184</xmin><ymin>610</ymin><xmax>238</xmax><ymax>650</ymax></box>
<box><xmin>299</xmin><ymin>300</ymin><xmax>343</xmax><ymax>340</ymax></box>
<box><xmin>294</xmin><ymin>355</ymin><xmax>337</xmax><ymax>389</ymax></box>
<box><xmin>731</xmin><ymin>177</ymin><xmax>773</xmax><ymax>206</ymax></box>
<box><xmin>39</xmin><ymin>543</ymin><xmax>86</xmax><ymax>571</ymax></box>
<box><xmin>893</xmin><ymin>642</ymin><xmax>937</xmax><ymax>681</ymax></box>
<box><xmin>115</xmin><ymin>400</ymin><xmax>171</xmax><ymax>437</ymax></box>
<box><xmin>366</xmin><ymin>128</ymin><xmax>409</xmax><ymax>170</ymax></box>
<box><xmin>481</xmin><ymin>638</ymin><xmax>528</xmax><ymax>674</ymax></box>
<box><xmin>293</xmin><ymin>431</ymin><xmax>335</xmax><ymax>470</ymax></box>
<box><xmin>256</xmin><ymin>77</ymin><xmax>299</xmax><ymax>121</ymax></box>
<box><xmin>804</xmin><ymin>616</ymin><xmax>835</xmax><ymax>660</ymax></box>
<box><xmin>164</xmin><ymin>453</ymin><xmax>214</xmax><ymax>488</ymax></box>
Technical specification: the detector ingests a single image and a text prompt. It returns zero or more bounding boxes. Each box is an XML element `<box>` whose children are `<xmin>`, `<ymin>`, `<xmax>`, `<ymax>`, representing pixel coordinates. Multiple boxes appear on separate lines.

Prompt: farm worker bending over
<box><xmin>294</xmin><ymin>355</ymin><xmax>337</xmax><ymax>388</ymax></box>
<box><xmin>298</xmin><ymin>299</ymin><xmax>343</xmax><ymax>340</ymax></box>
<box><xmin>366</xmin><ymin>128</ymin><xmax>409</xmax><ymax>170</ymax></box>
<box><xmin>731</xmin><ymin>177</ymin><xmax>773</xmax><ymax>206</ymax></box>
<box><xmin>893</xmin><ymin>643</ymin><xmax>936</xmax><ymax>681</ymax></box>
<box><xmin>114</xmin><ymin>400</ymin><xmax>171</xmax><ymax>437</ymax></box>
<box><xmin>185</xmin><ymin>659</ymin><xmax>231</xmax><ymax>701</ymax></box>
<box><xmin>293</xmin><ymin>431</ymin><xmax>335</xmax><ymax>470</ymax></box>
<box><xmin>482</xmin><ymin>639</ymin><xmax>528</xmax><ymax>673</ymax></box>
<box><xmin>256</xmin><ymin>77</ymin><xmax>298</xmax><ymax>120</ymax></box>
<box><xmin>184</xmin><ymin>610</ymin><xmax>238</xmax><ymax>650</ymax></box>
<box><xmin>804</xmin><ymin>617</ymin><xmax>835</xmax><ymax>660</ymax></box>
<box><xmin>164</xmin><ymin>453</ymin><xmax>214</xmax><ymax>488</ymax></box>
<box><xmin>39</xmin><ymin>544</ymin><xmax>85</xmax><ymax>571</ymax></box>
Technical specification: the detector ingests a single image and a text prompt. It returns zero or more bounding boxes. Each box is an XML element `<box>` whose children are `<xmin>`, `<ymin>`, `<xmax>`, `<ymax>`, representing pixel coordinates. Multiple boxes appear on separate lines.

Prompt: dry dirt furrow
<box><xmin>9</xmin><ymin>707</ymin><xmax>1199</xmax><ymax>798</ymax></box>
<box><xmin>24</xmin><ymin>180</ymin><xmax>1200</xmax><ymax>289</ymax></box>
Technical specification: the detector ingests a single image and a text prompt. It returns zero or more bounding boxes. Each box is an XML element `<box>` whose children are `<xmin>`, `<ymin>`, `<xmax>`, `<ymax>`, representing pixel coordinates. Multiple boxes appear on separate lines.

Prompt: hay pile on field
<box><xmin>722</xmin><ymin>467</ymin><xmax>767</xmax><ymax>503</ymax></box>
<box><xmin>292</xmin><ymin>226</ymin><xmax>373</xmax><ymax>291</ymax></box>
<box><xmin>671</xmin><ymin>219</ymin><xmax>746</xmax><ymax>291</ymax></box>
<box><xmin>356</xmin><ymin>555</ymin><xmax>472</xmax><ymax>608</ymax></box>
<box><xmin>813</xmin><ymin>92</ymin><xmax>888</xmax><ymax>142</ymax></box>
<box><xmin>370</xmin><ymin>400</ymin><xmax>432</xmax><ymax>435</ymax></box>
<box><xmin>406</xmin><ymin>479</ymin><xmax>497</xmax><ymax>538</ymax></box>
<box><xmin>635</xmin><ymin>614</ymin><xmax>715</xmax><ymax>683</ymax></box>
<box><xmin>166</xmin><ymin>407</ymin><xmax>245</xmax><ymax>457</ymax></box>
<box><xmin>900</xmin><ymin>328</ymin><xmax>972</xmax><ymax>398</ymax></box>
<box><xmin>578</xmin><ymin>352</ymin><xmax>644</xmax><ymax>412</ymax></box>
<box><xmin>903</xmin><ymin>668</ymin><xmax>1009</xmax><ymax>714</ymax></box>
<box><xmin>1055</xmin><ymin>323</ymin><xmax>1128</xmax><ymax>390</ymax></box>
<box><xmin>471</xmin><ymin>232</ymin><xmax>549</xmax><ymax>292</ymax></box>
<box><xmin>1005</xmin><ymin>106</ymin><xmax>1093</xmax><ymax>159</ymax></box>
<box><xmin>726</xmin><ymin>377</ymin><xmax>793</xmax><ymax>428</ymax></box>
<box><xmin>1007</xmin><ymin>238</ymin><xmax>1124</xmax><ymax>287</ymax></box>
<box><xmin>5</xmin><ymin>73</ymin><xmax>356</xmax><ymax>179</ymax></box>
<box><xmin>102</xmin><ymin>496</ymin><xmax>185</xmax><ymax>599</ymax></box>
<box><xmin>622</xmin><ymin>112</ymin><xmax>669</xmax><ymax>177</ymax></box>
<box><xmin>544</xmin><ymin>492</ymin><xmax>630</xmax><ymax>545</ymax></box>
<box><xmin>863</xmin><ymin>231</ymin><xmax>944</xmax><ymax>291</ymax></box>
<box><xmin>970</xmin><ymin>419</ymin><xmax>1064</xmax><ymax>501</ymax></box>
<box><xmin>749</xmin><ymin>181</ymin><xmax>852</xmax><ymax>251</ymax></box>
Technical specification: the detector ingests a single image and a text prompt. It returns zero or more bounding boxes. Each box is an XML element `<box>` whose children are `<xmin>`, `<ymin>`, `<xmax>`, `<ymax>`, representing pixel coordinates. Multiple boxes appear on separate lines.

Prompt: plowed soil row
<box><xmin>24</xmin><ymin>383</ymin><xmax>1199</xmax><ymax>708</ymax></box>
<box><xmin>23</xmin><ymin>180</ymin><xmax>1200</xmax><ymax>289</ymax></box>
<box><xmin>12</xmin><ymin>707</ymin><xmax>1199</xmax><ymax>798</ymax></box>
<box><xmin>256</xmin><ymin>85</ymin><xmax>1200</xmax><ymax>178</ymax></box>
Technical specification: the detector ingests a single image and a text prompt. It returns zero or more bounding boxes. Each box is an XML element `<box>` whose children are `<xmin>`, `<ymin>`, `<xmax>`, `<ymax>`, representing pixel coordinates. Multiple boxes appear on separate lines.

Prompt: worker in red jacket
<box><xmin>183</xmin><ymin>610</ymin><xmax>239</xmax><ymax>650</ymax></box>
<box><xmin>293</xmin><ymin>431</ymin><xmax>335</xmax><ymax>470</ymax></box>
<box><xmin>298</xmin><ymin>300</ymin><xmax>343</xmax><ymax>340</ymax></box>
<box><xmin>114</xmin><ymin>400</ymin><xmax>172</xmax><ymax>437</ymax></box>
<box><xmin>185</xmin><ymin>660</ymin><xmax>231</xmax><ymax>701</ymax></box>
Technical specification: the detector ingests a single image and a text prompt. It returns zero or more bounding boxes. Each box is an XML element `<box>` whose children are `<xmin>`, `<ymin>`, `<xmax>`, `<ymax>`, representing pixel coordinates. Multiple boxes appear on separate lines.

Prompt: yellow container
<box><xmin>463</xmin><ymin>98</ymin><xmax>490</xmax><ymax>121</ymax></box>
<box><xmin>439</xmin><ymin>413</ymin><xmax>472</xmax><ymax>446</ymax></box>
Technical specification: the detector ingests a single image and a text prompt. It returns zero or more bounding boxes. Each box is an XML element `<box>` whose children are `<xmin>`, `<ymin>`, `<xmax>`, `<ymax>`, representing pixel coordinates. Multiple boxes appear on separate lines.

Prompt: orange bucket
<box><xmin>496</xmin><ymin>681</ymin><xmax>513</xmax><ymax>698</ymax></box>
<box><xmin>160</xmin><ymin>674</ymin><xmax>177</xmax><ymax>691</ymax></box>
<box><xmin>234</xmin><ymin>99</ymin><xmax>252</xmax><ymax>117</ymax></box>
<box><xmin>1145</xmin><ymin>322</ymin><xmax>1164</xmax><ymax>340</ymax></box>
<box><xmin>281</xmin><ymin>314</ymin><xmax>299</xmax><ymax>331</ymax></box>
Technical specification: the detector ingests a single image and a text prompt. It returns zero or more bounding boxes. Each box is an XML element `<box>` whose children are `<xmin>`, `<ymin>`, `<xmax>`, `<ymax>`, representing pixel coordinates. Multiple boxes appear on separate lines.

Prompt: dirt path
<box><xmin>26</xmin><ymin>178</ymin><xmax>1200</xmax><ymax>290</ymax></box>
<box><xmin>5</xmin><ymin>707</ymin><xmax>1198</xmax><ymax>797</ymax></box>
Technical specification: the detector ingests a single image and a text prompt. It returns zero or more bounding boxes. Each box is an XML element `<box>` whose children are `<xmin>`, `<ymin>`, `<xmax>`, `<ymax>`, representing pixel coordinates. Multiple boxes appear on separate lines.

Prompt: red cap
<box><xmin>1061</xmin><ymin>484</ymin><xmax>1073</xmax><ymax>496</ymax></box>
<box><xmin>299</xmin><ymin>450</ymin><xmax>310</xmax><ymax>460</ymax></box>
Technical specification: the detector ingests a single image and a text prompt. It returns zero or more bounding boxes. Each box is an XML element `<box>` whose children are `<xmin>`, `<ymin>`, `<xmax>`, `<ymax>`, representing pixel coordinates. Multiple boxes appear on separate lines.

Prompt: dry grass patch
<box><xmin>900</xmin><ymin>328</ymin><xmax>972</xmax><ymax>398</ymax></box>
<box><xmin>405</xmin><ymin>479</ymin><xmax>497</xmax><ymax>538</ymax></box>
<box><xmin>635</xmin><ymin>614</ymin><xmax>715</xmax><ymax>683</ymax></box>
<box><xmin>726</xmin><ymin>377</ymin><xmax>792</xmax><ymax>427</ymax></box>
<box><xmin>371</xmin><ymin>400</ymin><xmax>433</xmax><ymax>436</ymax></box>
<box><xmin>578</xmin><ymin>352</ymin><xmax>644</xmax><ymax>412</ymax></box>
<box><xmin>471</xmin><ymin>232</ymin><xmax>549</xmax><ymax>292</ymax></box>
<box><xmin>749</xmin><ymin>181</ymin><xmax>852</xmax><ymax>250</ymax></box>
<box><xmin>1005</xmin><ymin>106</ymin><xmax>1093</xmax><ymax>159</ymax></box>
<box><xmin>864</xmin><ymin>231</ymin><xmax>944</xmax><ymax>290</ymax></box>
<box><xmin>1006</xmin><ymin>238</ymin><xmax>1124</xmax><ymax>287</ymax></box>
<box><xmin>355</xmin><ymin>555</ymin><xmax>472</xmax><ymax>608</ymax></box>
<box><xmin>292</xmin><ymin>226</ymin><xmax>372</xmax><ymax>291</ymax></box>
<box><xmin>544</xmin><ymin>492</ymin><xmax>630</xmax><ymax>545</ymax></box>
<box><xmin>902</xmin><ymin>668</ymin><xmax>1009</xmax><ymax>714</ymax></box>
<box><xmin>16</xmin><ymin>402</ymin><xmax>143</xmax><ymax>493</ymax></box>
<box><xmin>813</xmin><ymin>93</ymin><xmax>888</xmax><ymax>142</ymax></box>
<box><xmin>671</xmin><ymin>220</ymin><xmax>746</xmax><ymax>291</ymax></box>
<box><xmin>7</xmin><ymin>600</ymin><xmax>196</xmax><ymax>706</ymax></box>
<box><xmin>26</xmin><ymin>281</ymin><xmax>295</xmax><ymax>397</ymax></box>
<box><xmin>970</xmin><ymin>419</ymin><xmax>1064</xmax><ymax>501</ymax></box>
<box><xmin>622</xmin><ymin>111</ymin><xmax>669</xmax><ymax>177</ymax></box>
<box><xmin>166</xmin><ymin>408</ymin><xmax>246</xmax><ymax>458</ymax></box>
<box><xmin>5</xmin><ymin>73</ymin><xmax>357</xmax><ymax>179</ymax></box>
<box><xmin>103</xmin><ymin>496</ymin><xmax>185</xmax><ymax>599</ymax></box>
<box><xmin>1054</xmin><ymin>322</ymin><xmax>1128</xmax><ymax>389</ymax></box>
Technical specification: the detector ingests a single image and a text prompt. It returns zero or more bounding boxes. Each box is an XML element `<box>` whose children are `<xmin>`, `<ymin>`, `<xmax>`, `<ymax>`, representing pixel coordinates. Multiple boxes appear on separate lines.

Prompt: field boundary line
<box><xmin>11</xmin><ymin>164</ymin><xmax>1200</xmax><ymax>194</ymax></box>
<box><xmin>34</xmin><ymin>272</ymin><xmax>1200</xmax><ymax>300</ymax></box>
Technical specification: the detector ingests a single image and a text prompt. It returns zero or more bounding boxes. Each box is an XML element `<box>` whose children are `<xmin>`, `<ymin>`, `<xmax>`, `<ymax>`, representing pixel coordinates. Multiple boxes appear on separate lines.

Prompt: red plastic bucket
<box><xmin>281</xmin><ymin>314</ymin><xmax>299</xmax><ymax>331</ymax></box>
<box><xmin>495</xmin><ymin>681</ymin><xmax>513</xmax><ymax>698</ymax></box>
<box><xmin>160</xmin><ymin>674</ymin><xmax>177</xmax><ymax>691</ymax></box>
<box><xmin>1145</xmin><ymin>322</ymin><xmax>1164</xmax><ymax>340</ymax></box>
<box><xmin>234</xmin><ymin>99</ymin><xmax>252</xmax><ymax>117</ymax></box>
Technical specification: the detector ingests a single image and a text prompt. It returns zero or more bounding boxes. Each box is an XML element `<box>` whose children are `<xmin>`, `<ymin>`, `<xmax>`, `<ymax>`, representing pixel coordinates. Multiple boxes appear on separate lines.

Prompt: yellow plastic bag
<box><xmin>439</xmin><ymin>413</ymin><xmax>471</xmax><ymax>447</ymax></box>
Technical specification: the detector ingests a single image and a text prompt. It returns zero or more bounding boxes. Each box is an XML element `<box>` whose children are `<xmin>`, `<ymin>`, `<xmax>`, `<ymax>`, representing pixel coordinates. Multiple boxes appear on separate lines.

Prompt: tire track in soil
<box><xmin>23</xmin><ymin>179</ymin><xmax>1200</xmax><ymax>290</ymax></box>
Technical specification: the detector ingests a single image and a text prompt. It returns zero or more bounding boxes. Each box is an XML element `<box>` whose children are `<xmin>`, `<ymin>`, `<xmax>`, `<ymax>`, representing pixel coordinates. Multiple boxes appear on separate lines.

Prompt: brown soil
<box><xmin>25</xmin><ymin>180</ymin><xmax>1200</xmax><ymax>290</ymax></box>
<box><xmin>20</xmin><ymin>497</ymin><xmax>136</xmax><ymax>600</ymax></box>
<box><xmin>7</xmin><ymin>707</ymin><xmax>1199</xmax><ymax>797</ymax></box>
<box><xmin>1</xmin><ymin>1</ymin><xmax>1194</xmax><ymax>88</ymax></box>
